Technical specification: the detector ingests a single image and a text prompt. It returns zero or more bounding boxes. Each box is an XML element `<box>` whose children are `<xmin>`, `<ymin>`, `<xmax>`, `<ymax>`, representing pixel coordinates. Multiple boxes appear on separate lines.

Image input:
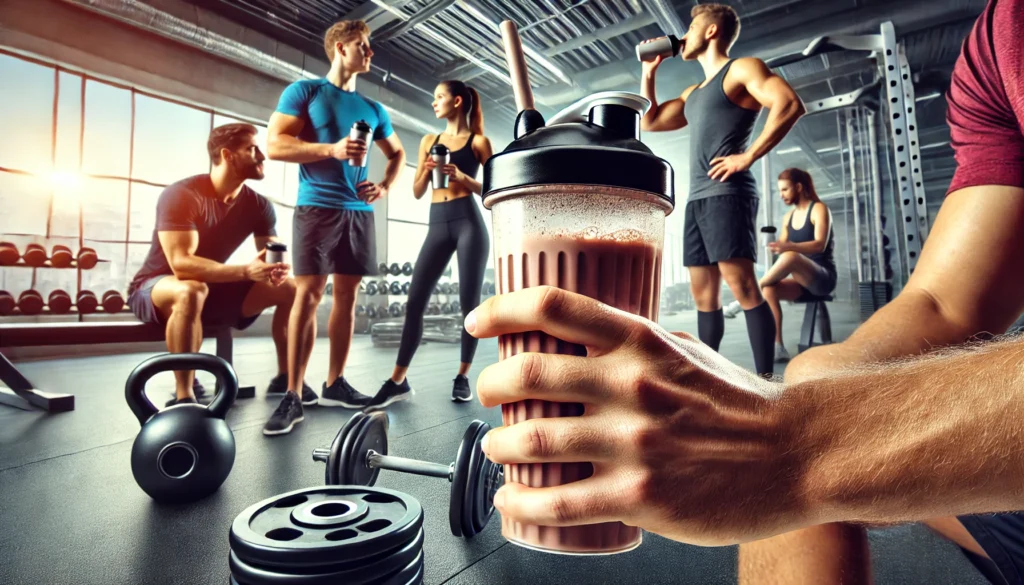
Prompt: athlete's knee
<box><xmin>725</xmin><ymin>273</ymin><xmax>762</xmax><ymax>303</ymax></box>
<box><xmin>172</xmin><ymin>281</ymin><xmax>208</xmax><ymax>316</ymax></box>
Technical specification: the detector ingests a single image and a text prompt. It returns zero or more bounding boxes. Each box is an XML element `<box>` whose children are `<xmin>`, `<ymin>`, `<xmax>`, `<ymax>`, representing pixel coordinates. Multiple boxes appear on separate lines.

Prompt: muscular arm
<box><xmin>159</xmin><ymin>231</ymin><xmax>247</xmax><ymax>283</ymax></box>
<box><xmin>266</xmin><ymin>112</ymin><xmax>333</xmax><ymax>163</ymax></box>
<box><xmin>411</xmin><ymin>134</ymin><xmax>434</xmax><ymax>199</ymax></box>
<box><xmin>374</xmin><ymin>133</ymin><xmax>406</xmax><ymax>190</ymax></box>
<box><xmin>779</xmin><ymin>185</ymin><xmax>1024</xmax><ymax>523</ymax></box>
<box><xmin>735</xmin><ymin>58</ymin><xmax>805</xmax><ymax>164</ymax></box>
<box><xmin>639</xmin><ymin>72</ymin><xmax>689</xmax><ymax>132</ymax></box>
<box><xmin>784</xmin><ymin>205</ymin><xmax>831</xmax><ymax>255</ymax></box>
<box><xmin>786</xmin><ymin>186</ymin><xmax>1024</xmax><ymax>381</ymax></box>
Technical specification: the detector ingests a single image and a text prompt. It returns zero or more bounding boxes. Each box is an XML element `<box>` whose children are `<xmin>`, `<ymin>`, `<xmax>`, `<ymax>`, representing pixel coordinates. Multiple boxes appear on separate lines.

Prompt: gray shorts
<box><xmin>127</xmin><ymin>275</ymin><xmax>259</xmax><ymax>330</ymax></box>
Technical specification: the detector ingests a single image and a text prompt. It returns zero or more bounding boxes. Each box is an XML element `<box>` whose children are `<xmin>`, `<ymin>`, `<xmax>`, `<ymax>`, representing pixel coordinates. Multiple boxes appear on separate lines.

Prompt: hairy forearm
<box><xmin>640</xmin><ymin>72</ymin><xmax>659</xmax><ymax>130</ymax></box>
<box><xmin>745</xmin><ymin>100</ymin><xmax>803</xmax><ymax>163</ymax></box>
<box><xmin>268</xmin><ymin>134</ymin><xmax>332</xmax><ymax>164</ymax></box>
<box><xmin>787</xmin><ymin>336</ymin><xmax>1024</xmax><ymax>525</ymax></box>
<box><xmin>171</xmin><ymin>255</ymin><xmax>247</xmax><ymax>283</ymax></box>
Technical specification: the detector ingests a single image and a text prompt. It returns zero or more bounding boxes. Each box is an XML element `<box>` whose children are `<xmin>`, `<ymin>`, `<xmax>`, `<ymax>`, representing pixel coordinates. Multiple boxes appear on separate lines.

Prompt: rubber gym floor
<box><xmin>0</xmin><ymin>303</ymin><xmax>990</xmax><ymax>584</ymax></box>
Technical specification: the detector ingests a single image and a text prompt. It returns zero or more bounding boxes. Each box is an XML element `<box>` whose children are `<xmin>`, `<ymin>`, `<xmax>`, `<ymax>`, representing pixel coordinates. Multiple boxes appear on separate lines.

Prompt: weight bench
<box><xmin>0</xmin><ymin>321</ymin><xmax>254</xmax><ymax>413</ymax></box>
<box><xmin>793</xmin><ymin>294</ymin><xmax>834</xmax><ymax>353</ymax></box>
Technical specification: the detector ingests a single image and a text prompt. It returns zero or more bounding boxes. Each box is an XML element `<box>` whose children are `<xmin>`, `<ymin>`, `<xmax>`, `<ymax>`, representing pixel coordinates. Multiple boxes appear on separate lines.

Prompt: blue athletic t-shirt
<box><xmin>275</xmin><ymin>79</ymin><xmax>394</xmax><ymax>211</ymax></box>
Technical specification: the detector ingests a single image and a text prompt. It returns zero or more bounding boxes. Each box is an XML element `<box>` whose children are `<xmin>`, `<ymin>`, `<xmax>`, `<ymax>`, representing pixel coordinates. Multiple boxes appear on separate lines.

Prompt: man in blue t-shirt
<box><xmin>266</xmin><ymin>19</ymin><xmax>406</xmax><ymax>435</ymax></box>
<box><xmin>127</xmin><ymin>123</ymin><xmax>317</xmax><ymax>412</ymax></box>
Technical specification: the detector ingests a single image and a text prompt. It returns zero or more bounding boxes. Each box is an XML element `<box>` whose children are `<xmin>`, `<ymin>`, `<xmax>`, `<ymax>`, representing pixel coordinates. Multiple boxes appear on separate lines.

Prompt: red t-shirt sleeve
<box><xmin>945</xmin><ymin>0</ymin><xmax>1024</xmax><ymax>194</ymax></box>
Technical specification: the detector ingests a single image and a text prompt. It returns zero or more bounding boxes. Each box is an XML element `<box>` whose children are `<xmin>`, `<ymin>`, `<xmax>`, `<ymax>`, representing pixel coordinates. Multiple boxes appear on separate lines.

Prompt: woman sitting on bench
<box><xmin>760</xmin><ymin>167</ymin><xmax>837</xmax><ymax>363</ymax></box>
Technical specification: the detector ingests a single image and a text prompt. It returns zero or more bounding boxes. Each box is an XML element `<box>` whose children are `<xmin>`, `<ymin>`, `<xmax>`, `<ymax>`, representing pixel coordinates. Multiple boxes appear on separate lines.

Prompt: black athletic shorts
<box><xmin>127</xmin><ymin>275</ymin><xmax>259</xmax><ymax>329</ymax></box>
<box><xmin>959</xmin><ymin>512</ymin><xmax>1024</xmax><ymax>584</ymax></box>
<box><xmin>293</xmin><ymin>206</ymin><xmax>377</xmax><ymax>276</ymax></box>
<box><xmin>683</xmin><ymin>194</ymin><xmax>760</xmax><ymax>267</ymax></box>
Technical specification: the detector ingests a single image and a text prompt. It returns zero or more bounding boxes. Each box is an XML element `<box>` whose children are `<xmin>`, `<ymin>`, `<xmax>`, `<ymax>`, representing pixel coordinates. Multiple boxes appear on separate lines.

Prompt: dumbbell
<box><xmin>355</xmin><ymin>304</ymin><xmax>367</xmax><ymax>316</ymax></box>
<box><xmin>365</xmin><ymin>281</ymin><xmax>378</xmax><ymax>296</ymax></box>
<box><xmin>367</xmin><ymin>304</ymin><xmax>378</xmax><ymax>319</ymax></box>
<box><xmin>433</xmin><ymin>284</ymin><xmax>440</xmax><ymax>294</ymax></box>
<box><xmin>0</xmin><ymin>242</ymin><xmax>19</xmax><ymax>266</ymax></box>
<box><xmin>451</xmin><ymin>282</ymin><xmax>459</xmax><ymax>294</ymax></box>
<box><xmin>402</xmin><ymin>281</ymin><xmax>411</xmax><ymax>295</ymax></box>
<box><xmin>427</xmin><ymin>303</ymin><xmax>440</xmax><ymax>315</ymax></box>
<box><xmin>18</xmin><ymin>290</ymin><xmax>44</xmax><ymax>315</ymax></box>
<box><xmin>76</xmin><ymin>290</ymin><xmax>99</xmax><ymax>314</ymax></box>
<box><xmin>401</xmin><ymin>302</ymin><xmax>408</xmax><ymax>316</ymax></box>
<box><xmin>48</xmin><ymin>290</ymin><xmax>72</xmax><ymax>314</ymax></box>
<box><xmin>440</xmin><ymin>302</ymin><xmax>452</xmax><ymax>315</ymax></box>
<box><xmin>439</xmin><ymin>283</ymin><xmax>450</xmax><ymax>295</ymax></box>
<box><xmin>378</xmin><ymin>262</ymin><xmax>389</xmax><ymax>276</ymax></box>
<box><xmin>451</xmin><ymin>300</ymin><xmax>461</xmax><ymax>315</ymax></box>
<box><xmin>312</xmin><ymin>411</ymin><xmax>502</xmax><ymax>538</ymax></box>
<box><xmin>390</xmin><ymin>281</ymin><xmax>402</xmax><ymax>295</ymax></box>
<box><xmin>22</xmin><ymin>244</ymin><xmax>47</xmax><ymax>267</ymax></box>
<box><xmin>0</xmin><ymin>291</ymin><xmax>15</xmax><ymax>315</ymax></box>
<box><xmin>389</xmin><ymin>262</ymin><xmax>401</xmax><ymax>276</ymax></box>
<box><xmin>379</xmin><ymin>303</ymin><xmax>389</xmax><ymax>318</ymax></box>
<box><xmin>379</xmin><ymin>280</ymin><xmax>389</xmax><ymax>294</ymax></box>
<box><xmin>402</xmin><ymin>262</ymin><xmax>413</xmax><ymax>276</ymax></box>
<box><xmin>77</xmin><ymin>247</ymin><xmax>98</xmax><ymax>270</ymax></box>
<box><xmin>102</xmin><ymin>290</ymin><xmax>125</xmax><ymax>313</ymax></box>
<box><xmin>50</xmin><ymin>245</ymin><xmax>73</xmax><ymax>268</ymax></box>
<box><xmin>389</xmin><ymin>302</ymin><xmax>402</xmax><ymax>317</ymax></box>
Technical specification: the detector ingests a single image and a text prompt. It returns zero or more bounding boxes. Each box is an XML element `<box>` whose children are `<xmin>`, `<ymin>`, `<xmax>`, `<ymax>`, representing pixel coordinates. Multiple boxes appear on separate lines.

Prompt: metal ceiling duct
<box><xmin>58</xmin><ymin>0</ymin><xmax>438</xmax><ymax>134</ymax></box>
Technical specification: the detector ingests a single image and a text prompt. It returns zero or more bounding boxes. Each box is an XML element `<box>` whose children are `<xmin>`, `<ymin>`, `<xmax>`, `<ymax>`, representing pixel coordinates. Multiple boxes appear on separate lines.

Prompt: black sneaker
<box><xmin>452</xmin><ymin>375</ymin><xmax>472</xmax><ymax>402</ymax></box>
<box><xmin>364</xmin><ymin>379</ymin><xmax>413</xmax><ymax>411</ymax></box>
<box><xmin>263</xmin><ymin>392</ymin><xmax>304</xmax><ymax>436</ymax></box>
<box><xmin>164</xmin><ymin>396</ymin><xmax>198</xmax><ymax>407</ymax></box>
<box><xmin>266</xmin><ymin>374</ymin><xmax>318</xmax><ymax>406</ymax></box>
<box><xmin>167</xmin><ymin>378</ymin><xmax>208</xmax><ymax>406</ymax></box>
<box><xmin>320</xmin><ymin>377</ymin><xmax>373</xmax><ymax>409</ymax></box>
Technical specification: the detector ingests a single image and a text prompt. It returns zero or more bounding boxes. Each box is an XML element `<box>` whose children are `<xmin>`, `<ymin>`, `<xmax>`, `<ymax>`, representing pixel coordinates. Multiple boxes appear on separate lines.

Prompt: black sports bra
<box><xmin>431</xmin><ymin>133</ymin><xmax>480</xmax><ymax>180</ymax></box>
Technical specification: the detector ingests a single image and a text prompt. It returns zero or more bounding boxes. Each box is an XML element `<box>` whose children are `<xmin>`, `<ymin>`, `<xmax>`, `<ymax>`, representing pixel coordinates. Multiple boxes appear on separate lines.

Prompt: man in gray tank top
<box><xmin>639</xmin><ymin>3</ymin><xmax>805</xmax><ymax>377</ymax></box>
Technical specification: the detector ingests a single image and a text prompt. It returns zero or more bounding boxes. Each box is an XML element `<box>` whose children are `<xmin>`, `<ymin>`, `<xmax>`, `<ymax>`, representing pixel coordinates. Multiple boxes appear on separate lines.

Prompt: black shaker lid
<box><xmin>353</xmin><ymin>120</ymin><xmax>371</xmax><ymax>131</ymax></box>
<box><xmin>430</xmin><ymin>144</ymin><xmax>450</xmax><ymax>155</ymax></box>
<box><xmin>482</xmin><ymin>92</ymin><xmax>674</xmax><ymax>208</ymax></box>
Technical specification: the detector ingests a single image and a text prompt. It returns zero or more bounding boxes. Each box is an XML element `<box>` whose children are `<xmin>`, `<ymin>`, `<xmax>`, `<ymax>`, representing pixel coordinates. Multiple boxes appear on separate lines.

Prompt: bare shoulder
<box><xmin>813</xmin><ymin>200</ymin><xmax>832</xmax><ymax>220</ymax></box>
<box><xmin>472</xmin><ymin>134</ymin><xmax>494</xmax><ymax>158</ymax></box>
<box><xmin>730</xmin><ymin>57</ymin><xmax>772</xmax><ymax>79</ymax></box>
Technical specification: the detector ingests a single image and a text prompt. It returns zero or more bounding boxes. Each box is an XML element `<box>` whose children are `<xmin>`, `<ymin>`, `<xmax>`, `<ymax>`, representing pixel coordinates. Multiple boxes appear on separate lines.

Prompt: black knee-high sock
<box><xmin>697</xmin><ymin>309</ymin><xmax>725</xmax><ymax>351</ymax></box>
<box><xmin>744</xmin><ymin>301</ymin><xmax>777</xmax><ymax>377</ymax></box>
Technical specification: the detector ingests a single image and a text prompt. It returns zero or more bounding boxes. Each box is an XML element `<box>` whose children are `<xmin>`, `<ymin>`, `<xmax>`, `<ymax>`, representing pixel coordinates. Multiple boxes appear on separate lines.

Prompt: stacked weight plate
<box><xmin>229</xmin><ymin>486</ymin><xmax>424</xmax><ymax>585</ymax></box>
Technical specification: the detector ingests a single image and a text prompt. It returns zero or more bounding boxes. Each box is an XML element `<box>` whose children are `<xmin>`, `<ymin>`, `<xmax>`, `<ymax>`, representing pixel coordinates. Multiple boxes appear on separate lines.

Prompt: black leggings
<box><xmin>397</xmin><ymin>197</ymin><xmax>489</xmax><ymax>367</ymax></box>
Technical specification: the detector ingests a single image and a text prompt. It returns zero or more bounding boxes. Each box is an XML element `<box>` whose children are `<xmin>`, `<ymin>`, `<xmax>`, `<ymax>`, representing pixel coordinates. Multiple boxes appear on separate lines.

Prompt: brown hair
<box><xmin>442</xmin><ymin>80</ymin><xmax>484</xmax><ymax>135</ymax></box>
<box><xmin>208</xmin><ymin>123</ymin><xmax>257</xmax><ymax>164</ymax></box>
<box><xmin>778</xmin><ymin>167</ymin><xmax>820</xmax><ymax>202</ymax></box>
<box><xmin>691</xmin><ymin>4</ymin><xmax>741</xmax><ymax>50</ymax></box>
<box><xmin>324</xmin><ymin>20</ymin><xmax>371</xmax><ymax>61</ymax></box>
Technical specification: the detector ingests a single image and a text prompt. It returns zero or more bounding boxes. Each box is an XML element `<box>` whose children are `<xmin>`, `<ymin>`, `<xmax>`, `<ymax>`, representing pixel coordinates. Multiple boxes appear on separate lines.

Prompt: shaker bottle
<box><xmin>481</xmin><ymin>90</ymin><xmax>675</xmax><ymax>555</ymax></box>
<box><xmin>636</xmin><ymin>35</ymin><xmax>680</xmax><ymax>62</ymax></box>
<box><xmin>349</xmin><ymin>120</ymin><xmax>371</xmax><ymax>167</ymax></box>
<box><xmin>265</xmin><ymin>242</ymin><xmax>287</xmax><ymax>265</ymax></box>
<box><xmin>430</xmin><ymin>144</ymin><xmax>451</xmax><ymax>190</ymax></box>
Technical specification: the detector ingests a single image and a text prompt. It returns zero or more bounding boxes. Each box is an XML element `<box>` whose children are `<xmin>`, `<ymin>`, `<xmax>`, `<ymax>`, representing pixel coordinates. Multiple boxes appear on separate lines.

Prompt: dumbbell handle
<box><xmin>367</xmin><ymin>449</ymin><xmax>453</xmax><ymax>481</ymax></box>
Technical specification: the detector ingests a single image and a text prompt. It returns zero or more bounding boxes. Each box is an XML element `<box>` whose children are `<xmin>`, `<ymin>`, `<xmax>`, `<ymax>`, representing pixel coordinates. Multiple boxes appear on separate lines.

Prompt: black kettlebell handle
<box><xmin>125</xmin><ymin>353</ymin><xmax>238</xmax><ymax>425</ymax></box>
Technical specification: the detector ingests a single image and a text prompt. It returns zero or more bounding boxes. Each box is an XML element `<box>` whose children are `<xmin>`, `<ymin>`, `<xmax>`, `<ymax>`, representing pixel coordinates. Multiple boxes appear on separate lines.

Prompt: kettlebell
<box><xmin>126</xmin><ymin>353</ymin><xmax>238</xmax><ymax>504</ymax></box>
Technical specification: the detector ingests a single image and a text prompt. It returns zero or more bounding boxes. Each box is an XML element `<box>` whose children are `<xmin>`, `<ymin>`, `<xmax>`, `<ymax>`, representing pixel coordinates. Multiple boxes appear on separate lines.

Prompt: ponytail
<box><xmin>778</xmin><ymin>167</ymin><xmax>820</xmax><ymax>203</ymax></box>
<box><xmin>442</xmin><ymin>80</ymin><xmax>484</xmax><ymax>135</ymax></box>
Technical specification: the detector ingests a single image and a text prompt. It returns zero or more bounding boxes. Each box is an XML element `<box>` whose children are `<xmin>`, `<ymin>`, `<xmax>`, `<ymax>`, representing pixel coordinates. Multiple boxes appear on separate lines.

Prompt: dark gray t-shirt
<box><xmin>129</xmin><ymin>174</ymin><xmax>277</xmax><ymax>293</ymax></box>
<box><xmin>683</xmin><ymin>59</ymin><xmax>760</xmax><ymax>202</ymax></box>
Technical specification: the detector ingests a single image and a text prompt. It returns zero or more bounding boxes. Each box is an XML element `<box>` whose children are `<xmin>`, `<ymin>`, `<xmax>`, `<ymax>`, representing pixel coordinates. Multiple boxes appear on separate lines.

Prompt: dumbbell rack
<box><xmin>0</xmin><ymin>243</ymin><xmax>118</xmax><ymax>318</ymax></box>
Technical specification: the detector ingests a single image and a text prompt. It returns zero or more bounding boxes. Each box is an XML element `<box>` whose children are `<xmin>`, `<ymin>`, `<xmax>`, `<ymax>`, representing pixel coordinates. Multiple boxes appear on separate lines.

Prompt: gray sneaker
<box><xmin>723</xmin><ymin>300</ymin><xmax>743</xmax><ymax>319</ymax></box>
<box><xmin>452</xmin><ymin>375</ymin><xmax>472</xmax><ymax>402</ymax></box>
<box><xmin>774</xmin><ymin>344</ymin><xmax>791</xmax><ymax>363</ymax></box>
<box><xmin>263</xmin><ymin>392</ymin><xmax>304</xmax><ymax>436</ymax></box>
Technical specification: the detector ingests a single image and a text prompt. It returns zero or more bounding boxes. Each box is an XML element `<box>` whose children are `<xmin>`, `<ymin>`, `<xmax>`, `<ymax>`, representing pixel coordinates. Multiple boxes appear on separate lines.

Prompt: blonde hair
<box><xmin>691</xmin><ymin>4</ymin><xmax>741</xmax><ymax>50</ymax></box>
<box><xmin>323</xmin><ymin>20</ymin><xmax>371</xmax><ymax>61</ymax></box>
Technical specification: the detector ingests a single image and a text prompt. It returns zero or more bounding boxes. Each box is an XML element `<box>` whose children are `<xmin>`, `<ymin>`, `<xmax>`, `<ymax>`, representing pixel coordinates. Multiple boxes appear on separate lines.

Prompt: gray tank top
<box><xmin>683</xmin><ymin>60</ymin><xmax>760</xmax><ymax>201</ymax></box>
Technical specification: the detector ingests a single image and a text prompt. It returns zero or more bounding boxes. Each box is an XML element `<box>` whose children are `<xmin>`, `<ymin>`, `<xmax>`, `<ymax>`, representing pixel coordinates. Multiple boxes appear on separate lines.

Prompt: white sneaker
<box><xmin>723</xmin><ymin>300</ymin><xmax>743</xmax><ymax>319</ymax></box>
<box><xmin>774</xmin><ymin>344</ymin><xmax>791</xmax><ymax>363</ymax></box>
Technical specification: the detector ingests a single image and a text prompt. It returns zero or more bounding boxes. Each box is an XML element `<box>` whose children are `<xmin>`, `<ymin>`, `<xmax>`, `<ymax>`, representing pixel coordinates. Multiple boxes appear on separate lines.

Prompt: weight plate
<box><xmin>337</xmin><ymin>412</ymin><xmax>388</xmax><ymax>486</ymax></box>
<box><xmin>230</xmin><ymin>485</ymin><xmax>422</xmax><ymax>570</ymax></box>
<box><xmin>322</xmin><ymin>414</ymin><xmax>360</xmax><ymax>485</ymax></box>
<box><xmin>461</xmin><ymin>421</ymin><xmax>493</xmax><ymax>537</ymax></box>
<box><xmin>471</xmin><ymin>423</ymin><xmax>500</xmax><ymax>536</ymax></box>
<box><xmin>381</xmin><ymin>548</ymin><xmax>424</xmax><ymax>585</ymax></box>
<box><xmin>449</xmin><ymin>420</ymin><xmax>486</xmax><ymax>537</ymax></box>
<box><xmin>229</xmin><ymin>529</ymin><xmax>424</xmax><ymax>584</ymax></box>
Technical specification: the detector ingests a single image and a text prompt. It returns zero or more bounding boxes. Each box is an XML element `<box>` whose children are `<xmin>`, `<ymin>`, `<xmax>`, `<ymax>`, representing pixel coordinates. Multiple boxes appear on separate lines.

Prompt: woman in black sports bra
<box><xmin>365</xmin><ymin>80</ymin><xmax>494</xmax><ymax>409</ymax></box>
<box><xmin>760</xmin><ymin>167</ymin><xmax>837</xmax><ymax>363</ymax></box>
